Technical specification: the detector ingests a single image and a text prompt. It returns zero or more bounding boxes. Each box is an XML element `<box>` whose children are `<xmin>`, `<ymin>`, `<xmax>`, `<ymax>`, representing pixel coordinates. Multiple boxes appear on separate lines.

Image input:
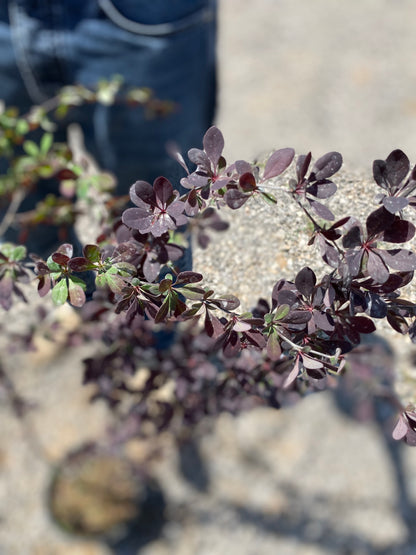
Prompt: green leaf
<box><xmin>261</xmin><ymin>191</ymin><xmax>277</xmax><ymax>205</ymax></box>
<box><xmin>15</xmin><ymin>119</ymin><xmax>30</xmax><ymax>136</ymax></box>
<box><xmin>84</xmin><ymin>244</ymin><xmax>101</xmax><ymax>264</ymax></box>
<box><xmin>51</xmin><ymin>279</ymin><xmax>68</xmax><ymax>305</ymax></box>
<box><xmin>113</xmin><ymin>261</ymin><xmax>136</xmax><ymax>275</ymax></box>
<box><xmin>11</xmin><ymin>245</ymin><xmax>27</xmax><ymax>261</ymax></box>
<box><xmin>47</xmin><ymin>257</ymin><xmax>62</xmax><ymax>272</ymax></box>
<box><xmin>23</xmin><ymin>140</ymin><xmax>39</xmax><ymax>157</ymax></box>
<box><xmin>274</xmin><ymin>304</ymin><xmax>290</xmax><ymax>321</ymax></box>
<box><xmin>155</xmin><ymin>296</ymin><xmax>170</xmax><ymax>324</ymax></box>
<box><xmin>95</xmin><ymin>273</ymin><xmax>107</xmax><ymax>289</ymax></box>
<box><xmin>180</xmin><ymin>286</ymin><xmax>205</xmax><ymax>300</ymax></box>
<box><xmin>40</xmin><ymin>132</ymin><xmax>53</xmax><ymax>155</ymax></box>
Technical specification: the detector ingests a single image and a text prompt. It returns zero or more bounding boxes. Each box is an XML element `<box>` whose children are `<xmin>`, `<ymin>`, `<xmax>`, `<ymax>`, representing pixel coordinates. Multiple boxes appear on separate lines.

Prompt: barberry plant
<box><xmin>1</xmin><ymin>90</ymin><xmax>416</xmax><ymax>449</ymax></box>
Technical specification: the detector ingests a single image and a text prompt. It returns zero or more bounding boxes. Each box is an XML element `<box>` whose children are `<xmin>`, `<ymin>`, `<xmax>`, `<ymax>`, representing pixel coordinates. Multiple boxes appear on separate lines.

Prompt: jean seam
<box><xmin>97</xmin><ymin>0</ymin><xmax>215</xmax><ymax>37</ymax></box>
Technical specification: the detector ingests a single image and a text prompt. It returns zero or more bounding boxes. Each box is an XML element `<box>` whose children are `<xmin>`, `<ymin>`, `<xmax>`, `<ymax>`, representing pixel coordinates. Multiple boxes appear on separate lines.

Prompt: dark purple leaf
<box><xmin>122</xmin><ymin>207</ymin><xmax>153</xmax><ymax>231</ymax></box>
<box><xmin>317</xmin><ymin>235</ymin><xmax>339</xmax><ymax>267</ymax></box>
<box><xmin>239</xmin><ymin>172</ymin><xmax>257</xmax><ymax>192</ymax></box>
<box><xmin>346</xmin><ymin>249</ymin><xmax>363</xmax><ymax>276</ymax></box>
<box><xmin>153</xmin><ymin>176</ymin><xmax>174</xmax><ymax>206</ymax></box>
<box><xmin>342</xmin><ymin>225</ymin><xmax>362</xmax><ymax>248</ymax></box>
<box><xmin>283</xmin><ymin>357</ymin><xmax>300</xmax><ymax>388</ymax></box>
<box><xmin>383</xmin><ymin>196</ymin><xmax>409</xmax><ymax>214</ymax></box>
<box><xmin>263</xmin><ymin>148</ymin><xmax>295</xmax><ymax>180</ymax></box>
<box><xmin>306</xmin><ymin>180</ymin><xmax>337</xmax><ymax>199</ymax></box>
<box><xmin>366</xmin><ymin>293</ymin><xmax>387</xmax><ymax>318</ymax></box>
<box><xmin>295</xmin><ymin>267</ymin><xmax>316</xmax><ymax>297</ymax></box>
<box><xmin>211</xmin><ymin>175</ymin><xmax>232</xmax><ymax>191</ymax></box>
<box><xmin>380</xmin><ymin>249</ymin><xmax>416</xmax><ymax>271</ymax></box>
<box><xmin>235</xmin><ymin>160</ymin><xmax>252</xmax><ymax>175</ymax></box>
<box><xmin>367</xmin><ymin>250</ymin><xmax>390</xmax><ymax>283</ymax></box>
<box><xmin>143</xmin><ymin>257</ymin><xmax>160</xmax><ymax>282</ymax></box>
<box><xmin>308</xmin><ymin>199</ymin><xmax>334</xmax><ymax>221</ymax></box>
<box><xmin>225</xmin><ymin>189</ymin><xmax>250</xmax><ymax>209</ymax></box>
<box><xmin>175</xmin><ymin>271</ymin><xmax>203</xmax><ymax>285</ymax></box>
<box><xmin>215</xmin><ymin>295</ymin><xmax>240</xmax><ymax>311</ymax></box>
<box><xmin>312</xmin><ymin>151</ymin><xmax>343</xmax><ymax>180</ymax></box>
<box><xmin>37</xmin><ymin>276</ymin><xmax>51</xmax><ymax>297</ymax></box>
<box><xmin>56</xmin><ymin>243</ymin><xmax>73</xmax><ymax>258</ymax></box>
<box><xmin>181</xmin><ymin>173</ymin><xmax>209</xmax><ymax>190</ymax></box>
<box><xmin>154</xmin><ymin>297</ymin><xmax>170</xmax><ymax>324</ymax></box>
<box><xmin>381</xmin><ymin>219</ymin><xmax>415</xmax><ymax>243</ymax></box>
<box><xmin>223</xmin><ymin>330</ymin><xmax>240</xmax><ymax>358</ymax></box>
<box><xmin>284</xmin><ymin>310</ymin><xmax>312</xmax><ymax>324</ymax></box>
<box><xmin>266</xmin><ymin>330</ymin><xmax>282</xmax><ymax>360</ymax></box>
<box><xmin>373</xmin><ymin>159</ymin><xmax>388</xmax><ymax>189</ymax></box>
<box><xmin>130</xmin><ymin>181</ymin><xmax>154</xmax><ymax>207</ymax></box>
<box><xmin>68</xmin><ymin>257</ymin><xmax>90</xmax><ymax>272</ymax></box>
<box><xmin>349</xmin><ymin>316</ymin><xmax>376</xmax><ymax>334</ymax></box>
<box><xmin>366</xmin><ymin>206</ymin><xmax>395</xmax><ymax>237</ymax></box>
<box><xmin>387</xmin><ymin>311</ymin><xmax>409</xmax><ymax>334</ymax></box>
<box><xmin>187</xmin><ymin>148</ymin><xmax>210</xmax><ymax>169</ymax></box>
<box><xmin>184</xmin><ymin>188</ymin><xmax>199</xmax><ymax>216</ymax></box>
<box><xmin>244</xmin><ymin>330</ymin><xmax>266</xmax><ymax>349</ymax></box>
<box><xmin>296</xmin><ymin>152</ymin><xmax>312</xmax><ymax>182</ymax></box>
<box><xmin>312</xmin><ymin>310</ymin><xmax>335</xmax><ymax>332</ymax></box>
<box><xmin>52</xmin><ymin>252</ymin><xmax>70</xmax><ymax>266</ymax></box>
<box><xmin>385</xmin><ymin>149</ymin><xmax>410</xmax><ymax>189</ymax></box>
<box><xmin>276</xmin><ymin>289</ymin><xmax>298</xmax><ymax>307</ymax></box>
<box><xmin>203</xmin><ymin>126</ymin><xmax>224</xmax><ymax>167</ymax></box>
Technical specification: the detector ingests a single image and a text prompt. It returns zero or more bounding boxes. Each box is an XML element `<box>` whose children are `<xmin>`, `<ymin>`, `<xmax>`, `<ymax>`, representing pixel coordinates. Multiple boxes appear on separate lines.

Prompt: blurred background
<box><xmin>2</xmin><ymin>1</ymin><xmax>416</xmax><ymax>554</ymax></box>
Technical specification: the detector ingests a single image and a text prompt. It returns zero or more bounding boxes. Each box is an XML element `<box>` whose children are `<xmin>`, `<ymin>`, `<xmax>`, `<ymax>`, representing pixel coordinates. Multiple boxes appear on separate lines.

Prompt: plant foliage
<box><xmin>1</xmin><ymin>87</ymin><xmax>416</xmax><ymax>453</ymax></box>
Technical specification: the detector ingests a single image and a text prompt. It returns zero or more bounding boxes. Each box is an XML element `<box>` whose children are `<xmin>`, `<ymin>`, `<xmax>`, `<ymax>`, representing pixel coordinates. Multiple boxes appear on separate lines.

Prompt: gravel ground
<box><xmin>3</xmin><ymin>2</ymin><xmax>416</xmax><ymax>554</ymax></box>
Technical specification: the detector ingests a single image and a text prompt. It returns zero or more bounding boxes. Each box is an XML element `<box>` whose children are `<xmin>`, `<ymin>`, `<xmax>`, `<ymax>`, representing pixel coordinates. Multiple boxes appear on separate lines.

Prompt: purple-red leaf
<box><xmin>130</xmin><ymin>180</ymin><xmax>154</xmax><ymax>207</ymax></box>
<box><xmin>239</xmin><ymin>172</ymin><xmax>257</xmax><ymax>192</ymax></box>
<box><xmin>52</xmin><ymin>252</ymin><xmax>70</xmax><ymax>266</ymax></box>
<box><xmin>380</xmin><ymin>249</ymin><xmax>416</xmax><ymax>271</ymax></box>
<box><xmin>385</xmin><ymin>149</ymin><xmax>410</xmax><ymax>189</ymax></box>
<box><xmin>296</xmin><ymin>152</ymin><xmax>312</xmax><ymax>182</ymax></box>
<box><xmin>308</xmin><ymin>199</ymin><xmax>334</xmax><ymax>221</ymax></box>
<box><xmin>263</xmin><ymin>148</ymin><xmax>295</xmax><ymax>180</ymax></box>
<box><xmin>203</xmin><ymin>126</ymin><xmax>224</xmax><ymax>167</ymax></box>
<box><xmin>306</xmin><ymin>180</ymin><xmax>337</xmax><ymax>199</ymax></box>
<box><xmin>153</xmin><ymin>176</ymin><xmax>174</xmax><ymax>205</ymax></box>
<box><xmin>295</xmin><ymin>267</ymin><xmax>316</xmax><ymax>297</ymax></box>
<box><xmin>366</xmin><ymin>206</ymin><xmax>395</xmax><ymax>237</ymax></box>
<box><xmin>383</xmin><ymin>196</ymin><xmax>409</xmax><ymax>214</ymax></box>
<box><xmin>367</xmin><ymin>250</ymin><xmax>389</xmax><ymax>283</ymax></box>
<box><xmin>349</xmin><ymin>316</ymin><xmax>376</xmax><ymax>334</ymax></box>
<box><xmin>312</xmin><ymin>151</ymin><xmax>343</xmax><ymax>180</ymax></box>
<box><xmin>225</xmin><ymin>188</ymin><xmax>250</xmax><ymax>209</ymax></box>
<box><xmin>283</xmin><ymin>358</ymin><xmax>300</xmax><ymax>388</ymax></box>
<box><xmin>392</xmin><ymin>414</ymin><xmax>409</xmax><ymax>440</ymax></box>
<box><xmin>381</xmin><ymin>219</ymin><xmax>415</xmax><ymax>243</ymax></box>
<box><xmin>266</xmin><ymin>330</ymin><xmax>282</xmax><ymax>360</ymax></box>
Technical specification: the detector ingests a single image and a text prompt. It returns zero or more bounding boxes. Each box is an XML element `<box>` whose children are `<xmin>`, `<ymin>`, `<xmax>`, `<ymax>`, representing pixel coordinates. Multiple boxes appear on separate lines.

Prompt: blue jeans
<box><xmin>0</xmin><ymin>0</ymin><xmax>217</xmax><ymax>262</ymax></box>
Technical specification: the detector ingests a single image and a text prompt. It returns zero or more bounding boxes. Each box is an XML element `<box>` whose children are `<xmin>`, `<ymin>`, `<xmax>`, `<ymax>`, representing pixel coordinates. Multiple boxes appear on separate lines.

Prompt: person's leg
<box><xmin>0</xmin><ymin>2</ymin><xmax>75</xmax><ymax>256</ymax></box>
<box><xmin>64</xmin><ymin>0</ymin><xmax>218</xmax><ymax>190</ymax></box>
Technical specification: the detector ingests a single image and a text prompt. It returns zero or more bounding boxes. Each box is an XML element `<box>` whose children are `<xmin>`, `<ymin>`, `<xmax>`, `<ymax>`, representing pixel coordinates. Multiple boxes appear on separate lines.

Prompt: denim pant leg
<box><xmin>66</xmin><ymin>0</ymin><xmax>218</xmax><ymax>190</ymax></box>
